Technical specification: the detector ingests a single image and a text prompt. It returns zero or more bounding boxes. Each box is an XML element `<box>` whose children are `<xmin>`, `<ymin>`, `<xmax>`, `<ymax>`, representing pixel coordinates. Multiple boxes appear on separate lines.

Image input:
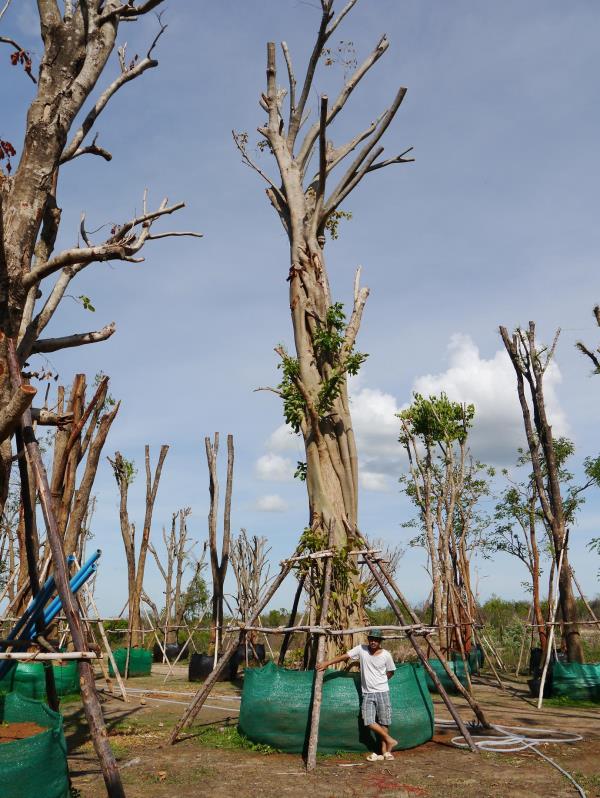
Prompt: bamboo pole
<box><xmin>306</xmin><ymin>531</ymin><xmax>334</xmax><ymax>772</ymax></box>
<box><xmin>0</xmin><ymin>651</ymin><xmax>98</xmax><ymax>660</ymax></box>
<box><xmin>6</xmin><ymin>337</ymin><xmax>126</xmax><ymax>798</ymax></box>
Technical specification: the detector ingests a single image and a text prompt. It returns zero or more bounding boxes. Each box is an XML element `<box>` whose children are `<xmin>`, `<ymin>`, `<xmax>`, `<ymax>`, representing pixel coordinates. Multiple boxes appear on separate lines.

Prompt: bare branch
<box><xmin>31</xmin><ymin>322</ymin><xmax>116</xmax><ymax>354</ymax></box>
<box><xmin>281</xmin><ymin>41</ymin><xmax>296</xmax><ymax>131</ymax></box>
<box><xmin>0</xmin><ymin>0</ymin><xmax>13</xmax><ymax>24</ymax></box>
<box><xmin>297</xmin><ymin>35</ymin><xmax>389</xmax><ymax>172</ymax></box>
<box><xmin>17</xmin><ymin>263</ymin><xmax>86</xmax><ymax>359</ymax></box>
<box><xmin>22</xmin><ymin>201</ymin><xmax>189</xmax><ymax>288</ymax></box>
<box><xmin>61</xmin><ymin>134</ymin><xmax>112</xmax><ymax>164</ymax></box>
<box><xmin>0</xmin><ymin>384</ymin><xmax>36</xmax><ymax>444</ymax></box>
<box><xmin>315</xmin><ymin>95</ymin><xmax>328</xmax><ymax>213</ymax></box>
<box><xmin>0</xmin><ymin>35</ymin><xmax>36</xmax><ymax>83</ymax></box>
<box><xmin>287</xmin><ymin>5</ymin><xmax>332</xmax><ymax>149</ymax></box>
<box><xmin>61</xmin><ymin>41</ymin><xmax>163</xmax><ymax>164</ymax></box>
<box><xmin>327</xmin><ymin>0</ymin><xmax>359</xmax><ymax>37</ymax></box>
<box><xmin>365</xmin><ymin>147</ymin><xmax>415</xmax><ymax>173</ymax></box>
<box><xmin>232</xmin><ymin>131</ymin><xmax>284</xmax><ymax>201</ymax></box>
<box><xmin>576</xmin><ymin>341</ymin><xmax>600</xmax><ymax>373</ymax></box>
<box><xmin>98</xmin><ymin>0</ymin><xmax>165</xmax><ymax>23</ymax></box>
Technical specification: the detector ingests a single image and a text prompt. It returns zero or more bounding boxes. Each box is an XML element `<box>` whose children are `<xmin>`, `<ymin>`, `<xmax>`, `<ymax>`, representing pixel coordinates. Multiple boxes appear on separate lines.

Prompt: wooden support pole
<box><xmin>279</xmin><ymin>573</ymin><xmax>306</xmax><ymax>665</ymax></box>
<box><xmin>0</xmin><ymin>651</ymin><xmax>98</xmax><ymax>660</ymax></box>
<box><xmin>74</xmin><ymin>556</ymin><xmax>128</xmax><ymax>703</ymax></box>
<box><xmin>169</xmin><ymin>550</ymin><xmax>298</xmax><ymax>744</ymax></box>
<box><xmin>306</xmin><ymin>532</ymin><xmax>334</xmax><ymax>772</ymax></box>
<box><xmin>515</xmin><ymin>605</ymin><xmax>533</xmax><ymax>677</ymax></box>
<box><xmin>537</xmin><ymin>544</ymin><xmax>566</xmax><ymax>709</ymax></box>
<box><xmin>7</xmin><ymin>338</ymin><xmax>126</xmax><ymax>798</ymax></box>
<box><xmin>570</xmin><ymin>567</ymin><xmax>600</xmax><ymax>625</ymax></box>
<box><xmin>360</xmin><ymin>551</ymin><xmax>480</xmax><ymax>751</ymax></box>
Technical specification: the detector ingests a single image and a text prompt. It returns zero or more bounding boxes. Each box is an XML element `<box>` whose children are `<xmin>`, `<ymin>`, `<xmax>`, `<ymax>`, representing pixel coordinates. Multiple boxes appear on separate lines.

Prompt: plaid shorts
<box><xmin>361</xmin><ymin>691</ymin><xmax>392</xmax><ymax>726</ymax></box>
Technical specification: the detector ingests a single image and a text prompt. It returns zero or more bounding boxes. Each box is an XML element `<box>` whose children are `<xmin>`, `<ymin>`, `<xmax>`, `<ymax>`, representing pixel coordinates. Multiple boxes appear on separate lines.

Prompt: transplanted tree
<box><xmin>500</xmin><ymin>322</ymin><xmax>586</xmax><ymax>662</ymax></box>
<box><xmin>493</xmin><ymin>441</ymin><xmax>600</xmax><ymax>652</ymax></box>
<box><xmin>110</xmin><ymin>445</ymin><xmax>169</xmax><ymax>649</ymax></box>
<box><xmin>398</xmin><ymin>393</ymin><xmax>494</xmax><ymax>658</ymax></box>
<box><xmin>237</xmin><ymin>0</ymin><xmax>413</xmax><ymax>645</ymax></box>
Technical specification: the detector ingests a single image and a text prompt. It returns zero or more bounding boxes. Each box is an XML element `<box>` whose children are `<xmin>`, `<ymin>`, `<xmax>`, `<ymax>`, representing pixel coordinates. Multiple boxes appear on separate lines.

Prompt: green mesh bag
<box><xmin>0</xmin><ymin>665</ymin><xmax>16</xmax><ymax>694</ymax></box>
<box><xmin>425</xmin><ymin>658</ymin><xmax>469</xmax><ymax>693</ymax></box>
<box><xmin>238</xmin><ymin>661</ymin><xmax>434</xmax><ymax>753</ymax></box>
<box><xmin>108</xmin><ymin>647</ymin><xmax>152</xmax><ymax>677</ymax></box>
<box><xmin>551</xmin><ymin>662</ymin><xmax>600</xmax><ymax>701</ymax></box>
<box><xmin>13</xmin><ymin>661</ymin><xmax>80</xmax><ymax>700</ymax></box>
<box><xmin>0</xmin><ymin>692</ymin><xmax>69</xmax><ymax>798</ymax></box>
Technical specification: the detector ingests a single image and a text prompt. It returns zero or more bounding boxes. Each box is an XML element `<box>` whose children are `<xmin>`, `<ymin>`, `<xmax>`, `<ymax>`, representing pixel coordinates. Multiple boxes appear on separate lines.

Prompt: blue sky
<box><xmin>2</xmin><ymin>0</ymin><xmax>599</xmax><ymax>614</ymax></box>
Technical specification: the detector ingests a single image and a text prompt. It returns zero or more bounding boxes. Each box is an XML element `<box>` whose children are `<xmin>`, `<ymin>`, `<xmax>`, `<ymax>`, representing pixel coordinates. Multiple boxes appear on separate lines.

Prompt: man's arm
<box><xmin>387</xmin><ymin>671</ymin><xmax>395</xmax><ymax>680</ymax></box>
<box><xmin>316</xmin><ymin>653</ymin><xmax>351</xmax><ymax>672</ymax></box>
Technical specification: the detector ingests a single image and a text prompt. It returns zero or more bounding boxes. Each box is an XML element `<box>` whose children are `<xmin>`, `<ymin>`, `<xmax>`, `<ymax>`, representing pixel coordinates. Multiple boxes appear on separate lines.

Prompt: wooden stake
<box><xmin>537</xmin><ymin>544</ymin><xmax>566</xmax><ymax>709</ymax></box>
<box><xmin>306</xmin><ymin>530</ymin><xmax>334</xmax><ymax>771</ymax></box>
<box><xmin>279</xmin><ymin>573</ymin><xmax>306</xmax><ymax>665</ymax></box>
<box><xmin>74</xmin><ymin>556</ymin><xmax>128</xmax><ymax>703</ymax></box>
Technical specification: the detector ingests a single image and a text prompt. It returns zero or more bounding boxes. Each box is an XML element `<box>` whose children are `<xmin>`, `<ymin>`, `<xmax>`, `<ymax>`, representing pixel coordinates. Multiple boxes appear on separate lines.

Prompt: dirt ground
<box><xmin>64</xmin><ymin>665</ymin><xmax>600</xmax><ymax>798</ymax></box>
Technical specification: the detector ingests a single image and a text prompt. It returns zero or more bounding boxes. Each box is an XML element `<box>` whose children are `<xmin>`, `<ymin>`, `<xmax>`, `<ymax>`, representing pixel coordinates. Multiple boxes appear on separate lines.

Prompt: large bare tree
<box><xmin>238</xmin><ymin>0</ymin><xmax>413</xmax><ymax>641</ymax></box>
<box><xmin>0</xmin><ymin>0</ymin><xmax>199</xmax><ymax>512</ymax></box>
<box><xmin>500</xmin><ymin>323</ymin><xmax>583</xmax><ymax>662</ymax></box>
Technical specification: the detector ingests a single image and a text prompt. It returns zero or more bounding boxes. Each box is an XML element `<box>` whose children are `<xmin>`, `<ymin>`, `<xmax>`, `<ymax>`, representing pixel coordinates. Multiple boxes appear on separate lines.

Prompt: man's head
<box><xmin>367</xmin><ymin>628</ymin><xmax>384</xmax><ymax>652</ymax></box>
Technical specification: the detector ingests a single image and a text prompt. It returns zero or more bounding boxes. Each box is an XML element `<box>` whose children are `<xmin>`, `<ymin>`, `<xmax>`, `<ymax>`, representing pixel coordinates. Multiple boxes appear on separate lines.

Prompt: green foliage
<box><xmin>294</xmin><ymin>461</ymin><xmax>307</xmax><ymax>481</ymax></box>
<box><xmin>263</xmin><ymin>607</ymin><xmax>289</xmax><ymax>627</ymax></box>
<box><xmin>110</xmin><ymin>454</ymin><xmax>136</xmax><ymax>485</ymax></box>
<box><xmin>398</xmin><ymin>392</ymin><xmax>474</xmax><ymax>446</ymax></box>
<box><xmin>183</xmin><ymin>571</ymin><xmax>210</xmax><ymax>623</ymax></box>
<box><xmin>277</xmin><ymin>352</ymin><xmax>305</xmax><ymax>433</ymax></box>
<box><xmin>313</xmin><ymin>302</ymin><xmax>346</xmax><ymax>357</ymax></box>
<box><xmin>78</xmin><ymin>294</ymin><xmax>95</xmax><ymax>312</ymax></box>
<box><xmin>324</xmin><ymin>209</ymin><xmax>353</xmax><ymax>240</ymax></box>
<box><xmin>276</xmin><ymin>303</ymin><xmax>367</xmax><ymax>430</ymax></box>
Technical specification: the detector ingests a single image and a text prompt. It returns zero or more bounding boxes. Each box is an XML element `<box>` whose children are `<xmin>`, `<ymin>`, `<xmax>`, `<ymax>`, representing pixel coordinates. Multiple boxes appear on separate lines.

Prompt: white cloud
<box><xmin>254</xmin><ymin>494</ymin><xmax>288</xmax><ymax>512</ymax></box>
<box><xmin>255</xmin><ymin>452</ymin><xmax>294</xmax><ymax>482</ymax></box>
<box><xmin>266</xmin><ymin>424</ymin><xmax>302</xmax><ymax>453</ymax></box>
<box><xmin>350</xmin><ymin>384</ymin><xmax>404</xmax><ymax>480</ymax></box>
<box><xmin>411</xmin><ymin>333</ymin><xmax>569</xmax><ymax>465</ymax></box>
<box><xmin>359</xmin><ymin>471</ymin><xmax>392</xmax><ymax>492</ymax></box>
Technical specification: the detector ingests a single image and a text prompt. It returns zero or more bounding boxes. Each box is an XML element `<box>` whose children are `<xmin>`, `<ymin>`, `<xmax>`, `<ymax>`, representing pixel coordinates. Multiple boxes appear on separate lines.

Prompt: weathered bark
<box><xmin>241</xmin><ymin>2</ymin><xmax>412</xmax><ymax>652</ymax></box>
<box><xmin>500</xmin><ymin>323</ymin><xmax>583</xmax><ymax>662</ymax></box>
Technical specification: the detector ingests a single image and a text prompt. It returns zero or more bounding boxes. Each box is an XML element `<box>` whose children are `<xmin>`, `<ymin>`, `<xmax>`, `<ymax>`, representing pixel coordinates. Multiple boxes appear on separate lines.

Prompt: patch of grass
<box><xmin>572</xmin><ymin>772</ymin><xmax>600</xmax><ymax>794</ymax></box>
<box><xmin>59</xmin><ymin>693</ymin><xmax>82</xmax><ymax>706</ymax></box>
<box><xmin>544</xmin><ymin>695</ymin><xmax>600</xmax><ymax>709</ymax></box>
<box><xmin>193</xmin><ymin>724</ymin><xmax>279</xmax><ymax>754</ymax></box>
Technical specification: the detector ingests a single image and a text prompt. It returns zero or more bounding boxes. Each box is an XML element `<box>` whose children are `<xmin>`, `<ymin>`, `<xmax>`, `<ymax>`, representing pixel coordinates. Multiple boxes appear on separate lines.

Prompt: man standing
<box><xmin>316</xmin><ymin>629</ymin><xmax>398</xmax><ymax>761</ymax></box>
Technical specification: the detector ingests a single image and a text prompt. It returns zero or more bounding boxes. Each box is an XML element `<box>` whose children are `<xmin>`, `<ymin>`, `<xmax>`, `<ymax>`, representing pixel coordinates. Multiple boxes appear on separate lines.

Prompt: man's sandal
<box><xmin>383</xmin><ymin>752</ymin><xmax>394</xmax><ymax>761</ymax></box>
<box><xmin>366</xmin><ymin>753</ymin><xmax>383</xmax><ymax>762</ymax></box>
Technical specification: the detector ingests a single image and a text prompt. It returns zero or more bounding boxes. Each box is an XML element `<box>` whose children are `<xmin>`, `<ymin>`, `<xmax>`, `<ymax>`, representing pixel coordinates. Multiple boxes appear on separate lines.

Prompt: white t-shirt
<box><xmin>348</xmin><ymin>644</ymin><xmax>396</xmax><ymax>693</ymax></box>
